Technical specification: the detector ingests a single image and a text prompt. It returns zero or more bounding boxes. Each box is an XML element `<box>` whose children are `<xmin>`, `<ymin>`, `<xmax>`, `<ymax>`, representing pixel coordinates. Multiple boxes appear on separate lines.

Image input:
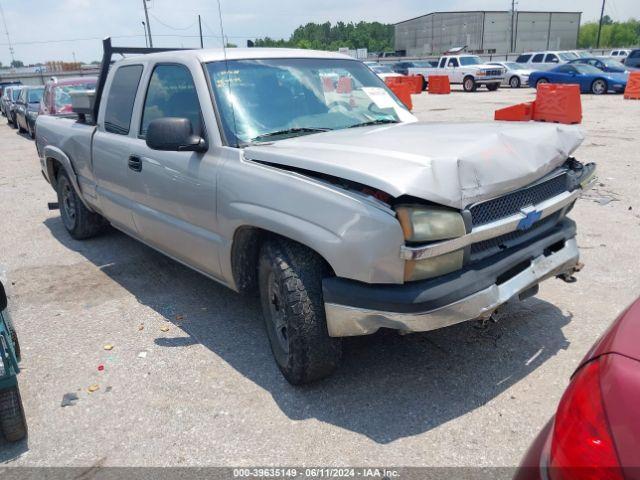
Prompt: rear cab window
<box><xmin>104</xmin><ymin>65</ymin><xmax>144</xmax><ymax>135</ymax></box>
<box><xmin>140</xmin><ymin>64</ymin><xmax>203</xmax><ymax>138</ymax></box>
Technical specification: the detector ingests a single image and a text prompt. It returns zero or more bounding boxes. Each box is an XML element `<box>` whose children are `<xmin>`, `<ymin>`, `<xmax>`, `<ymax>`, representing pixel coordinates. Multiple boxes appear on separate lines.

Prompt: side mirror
<box><xmin>0</xmin><ymin>282</ymin><xmax>7</xmax><ymax>312</ymax></box>
<box><xmin>145</xmin><ymin>118</ymin><xmax>207</xmax><ymax>153</ymax></box>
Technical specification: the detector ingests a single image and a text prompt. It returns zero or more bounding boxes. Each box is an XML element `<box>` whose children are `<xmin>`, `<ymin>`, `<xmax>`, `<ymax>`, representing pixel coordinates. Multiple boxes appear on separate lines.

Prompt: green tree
<box><xmin>10</xmin><ymin>59</ymin><xmax>24</xmax><ymax>68</ymax></box>
<box><xmin>578</xmin><ymin>18</ymin><xmax>640</xmax><ymax>48</ymax></box>
<box><xmin>253</xmin><ymin>21</ymin><xmax>394</xmax><ymax>53</ymax></box>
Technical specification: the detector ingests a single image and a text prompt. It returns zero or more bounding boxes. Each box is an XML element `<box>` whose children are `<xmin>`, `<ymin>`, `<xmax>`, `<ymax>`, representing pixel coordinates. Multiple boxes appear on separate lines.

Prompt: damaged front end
<box><xmin>322</xmin><ymin>158</ymin><xmax>595</xmax><ymax>337</ymax></box>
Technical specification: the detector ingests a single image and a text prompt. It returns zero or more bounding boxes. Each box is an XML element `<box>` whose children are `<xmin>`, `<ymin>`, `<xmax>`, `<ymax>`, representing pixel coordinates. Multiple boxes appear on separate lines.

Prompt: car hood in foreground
<box><xmin>244</xmin><ymin>121</ymin><xmax>584</xmax><ymax>209</ymax></box>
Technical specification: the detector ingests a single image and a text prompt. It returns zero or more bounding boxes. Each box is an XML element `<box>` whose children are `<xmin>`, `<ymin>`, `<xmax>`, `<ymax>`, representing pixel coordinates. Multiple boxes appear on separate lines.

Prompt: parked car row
<box><xmin>0</xmin><ymin>76</ymin><xmax>97</xmax><ymax>139</ymax></box>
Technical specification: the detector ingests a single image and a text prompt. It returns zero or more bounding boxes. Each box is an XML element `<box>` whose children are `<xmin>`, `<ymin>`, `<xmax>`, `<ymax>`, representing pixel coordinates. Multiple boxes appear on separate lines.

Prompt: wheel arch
<box><xmin>230</xmin><ymin>225</ymin><xmax>335</xmax><ymax>296</ymax></box>
<box><xmin>44</xmin><ymin>146</ymin><xmax>94</xmax><ymax>211</ymax></box>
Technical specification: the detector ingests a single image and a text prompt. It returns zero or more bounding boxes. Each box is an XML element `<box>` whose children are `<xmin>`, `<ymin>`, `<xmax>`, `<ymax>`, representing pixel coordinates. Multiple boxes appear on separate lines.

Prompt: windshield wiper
<box><xmin>250</xmin><ymin>127</ymin><xmax>331</xmax><ymax>143</ymax></box>
<box><xmin>348</xmin><ymin>119</ymin><xmax>399</xmax><ymax>129</ymax></box>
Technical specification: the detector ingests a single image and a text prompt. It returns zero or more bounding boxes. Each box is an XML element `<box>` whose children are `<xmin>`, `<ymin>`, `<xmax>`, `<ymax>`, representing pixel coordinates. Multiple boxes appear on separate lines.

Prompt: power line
<box><xmin>149</xmin><ymin>12</ymin><xmax>196</xmax><ymax>31</ymax></box>
<box><xmin>0</xmin><ymin>33</ymin><xmax>257</xmax><ymax>47</ymax></box>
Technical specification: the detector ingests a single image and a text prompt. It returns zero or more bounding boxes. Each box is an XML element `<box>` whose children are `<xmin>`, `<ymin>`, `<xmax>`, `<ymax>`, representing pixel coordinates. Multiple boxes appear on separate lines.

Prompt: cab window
<box><xmin>140</xmin><ymin>64</ymin><xmax>202</xmax><ymax>138</ymax></box>
<box><xmin>532</xmin><ymin>54</ymin><xmax>545</xmax><ymax>63</ymax></box>
<box><xmin>439</xmin><ymin>57</ymin><xmax>447</xmax><ymax>68</ymax></box>
<box><xmin>516</xmin><ymin>54</ymin><xmax>532</xmax><ymax>63</ymax></box>
<box><xmin>447</xmin><ymin>58</ymin><xmax>459</xmax><ymax>67</ymax></box>
<box><xmin>545</xmin><ymin>54</ymin><xmax>559</xmax><ymax>63</ymax></box>
<box><xmin>104</xmin><ymin>65</ymin><xmax>144</xmax><ymax>135</ymax></box>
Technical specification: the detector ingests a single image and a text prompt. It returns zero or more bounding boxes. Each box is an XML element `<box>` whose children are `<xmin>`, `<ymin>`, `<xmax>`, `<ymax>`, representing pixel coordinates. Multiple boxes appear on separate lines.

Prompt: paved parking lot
<box><xmin>1</xmin><ymin>86</ymin><xmax>639</xmax><ymax>467</ymax></box>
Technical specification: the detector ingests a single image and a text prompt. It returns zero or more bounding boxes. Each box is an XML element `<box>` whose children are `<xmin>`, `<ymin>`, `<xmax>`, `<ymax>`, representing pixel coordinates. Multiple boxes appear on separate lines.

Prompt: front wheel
<box><xmin>509</xmin><ymin>76</ymin><xmax>521</xmax><ymax>88</ymax></box>
<box><xmin>420</xmin><ymin>75</ymin><xmax>428</xmax><ymax>91</ymax></box>
<box><xmin>592</xmin><ymin>79</ymin><xmax>608</xmax><ymax>95</ymax></box>
<box><xmin>56</xmin><ymin>169</ymin><xmax>107</xmax><ymax>240</ymax></box>
<box><xmin>0</xmin><ymin>386</ymin><xmax>27</xmax><ymax>442</ymax></box>
<box><xmin>258</xmin><ymin>239</ymin><xmax>342</xmax><ymax>385</ymax></box>
<box><xmin>487</xmin><ymin>83</ymin><xmax>500</xmax><ymax>91</ymax></box>
<box><xmin>463</xmin><ymin>76</ymin><xmax>477</xmax><ymax>92</ymax></box>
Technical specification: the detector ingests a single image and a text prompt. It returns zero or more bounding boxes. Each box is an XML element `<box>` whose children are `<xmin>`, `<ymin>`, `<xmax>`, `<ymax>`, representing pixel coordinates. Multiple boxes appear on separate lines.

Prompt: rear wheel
<box><xmin>258</xmin><ymin>239</ymin><xmax>342</xmax><ymax>385</ymax></box>
<box><xmin>509</xmin><ymin>76</ymin><xmax>521</xmax><ymax>88</ymax></box>
<box><xmin>0</xmin><ymin>386</ymin><xmax>27</xmax><ymax>442</ymax></box>
<box><xmin>17</xmin><ymin>118</ymin><xmax>26</xmax><ymax>133</ymax></box>
<box><xmin>463</xmin><ymin>76</ymin><xmax>477</xmax><ymax>92</ymax></box>
<box><xmin>591</xmin><ymin>79</ymin><xmax>608</xmax><ymax>95</ymax></box>
<box><xmin>536</xmin><ymin>78</ymin><xmax>549</xmax><ymax>88</ymax></box>
<box><xmin>420</xmin><ymin>75</ymin><xmax>427</xmax><ymax>91</ymax></box>
<box><xmin>56</xmin><ymin>169</ymin><xmax>106</xmax><ymax>240</ymax></box>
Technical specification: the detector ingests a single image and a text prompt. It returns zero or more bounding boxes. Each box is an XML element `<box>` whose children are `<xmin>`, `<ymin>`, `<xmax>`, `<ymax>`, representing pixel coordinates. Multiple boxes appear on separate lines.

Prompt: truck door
<box><xmin>93</xmin><ymin>64</ymin><xmax>145</xmax><ymax>234</ymax></box>
<box><xmin>128</xmin><ymin>63</ymin><xmax>223</xmax><ymax>279</ymax></box>
<box><xmin>446</xmin><ymin>57</ymin><xmax>461</xmax><ymax>82</ymax></box>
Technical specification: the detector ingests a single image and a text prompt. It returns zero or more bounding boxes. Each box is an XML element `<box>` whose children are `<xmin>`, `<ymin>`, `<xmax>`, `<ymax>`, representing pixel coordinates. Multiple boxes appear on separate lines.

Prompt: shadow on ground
<box><xmin>38</xmin><ymin>218</ymin><xmax>572</xmax><ymax>445</ymax></box>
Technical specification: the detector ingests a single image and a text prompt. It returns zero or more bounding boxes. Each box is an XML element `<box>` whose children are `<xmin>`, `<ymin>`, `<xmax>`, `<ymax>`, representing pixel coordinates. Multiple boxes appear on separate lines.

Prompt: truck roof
<box><xmin>113</xmin><ymin>47</ymin><xmax>353</xmax><ymax>66</ymax></box>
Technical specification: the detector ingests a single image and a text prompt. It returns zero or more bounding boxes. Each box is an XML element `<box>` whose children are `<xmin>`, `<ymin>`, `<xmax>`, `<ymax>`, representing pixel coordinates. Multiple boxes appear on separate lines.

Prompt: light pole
<box><xmin>142</xmin><ymin>21</ymin><xmax>148</xmax><ymax>47</ymax></box>
<box><xmin>142</xmin><ymin>0</ymin><xmax>153</xmax><ymax>47</ymax></box>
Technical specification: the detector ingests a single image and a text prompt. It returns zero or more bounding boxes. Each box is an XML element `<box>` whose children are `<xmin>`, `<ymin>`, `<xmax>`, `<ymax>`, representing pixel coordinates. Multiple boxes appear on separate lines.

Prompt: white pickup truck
<box><xmin>409</xmin><ymin>55</ymin><xmax>506</xmax><ymax>92</ymax></box>
<box><xmin>35</xmin><ymin>39</ymin><xmax>594</xmax><ymax>384</ymax></box>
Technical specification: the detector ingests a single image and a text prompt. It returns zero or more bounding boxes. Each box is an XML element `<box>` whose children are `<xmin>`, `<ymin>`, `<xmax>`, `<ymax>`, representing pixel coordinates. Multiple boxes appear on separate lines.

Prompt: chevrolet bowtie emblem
<box><xmin>517</xmin><ymin>206</ymin><xmax>542</xmax><ymax>231</ymax></box>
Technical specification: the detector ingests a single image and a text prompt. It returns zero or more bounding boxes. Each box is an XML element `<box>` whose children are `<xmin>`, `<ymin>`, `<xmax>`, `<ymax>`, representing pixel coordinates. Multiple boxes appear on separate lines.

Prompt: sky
<box><xmin>1</xmin><ymin>0</ymin><xmax>639</xmax><ymax>65</ymax></box>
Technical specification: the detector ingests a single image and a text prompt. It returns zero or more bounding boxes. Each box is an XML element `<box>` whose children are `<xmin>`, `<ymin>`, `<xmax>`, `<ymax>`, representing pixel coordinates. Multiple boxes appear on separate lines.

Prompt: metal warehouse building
<box><xmin>395</xmin><ymin>11</ymin><xmax>582</xmax><ymax>57</ymax></box>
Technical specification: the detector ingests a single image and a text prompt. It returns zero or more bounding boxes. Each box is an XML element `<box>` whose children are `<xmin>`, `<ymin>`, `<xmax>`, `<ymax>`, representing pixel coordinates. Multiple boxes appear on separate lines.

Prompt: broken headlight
<box><xmin>396</xmin><ymin>205</ymin><xmax>466</xmax><ymax>282</ymax></box>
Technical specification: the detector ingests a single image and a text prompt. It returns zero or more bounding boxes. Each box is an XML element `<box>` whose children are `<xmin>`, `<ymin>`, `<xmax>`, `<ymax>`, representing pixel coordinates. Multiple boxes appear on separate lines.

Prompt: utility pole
<box><xmin>509</xmin><ymin>0</ymin><xmax>516</xmax><ymax>53</ymax></box>
<box><xmin>0</xmin><ymin>0</ymin><xmax>15</xmax><ymax>64</ymax></box>
<box><xmin>596</xmin><ymin>0</ymin><xmax>606</xmax><ymax>48</ymax></box>
<box><xmin>142</xmin><ymin>21</ymin><xmax>148</xmax><ymax>47</ymax></box>
<box><xmin>142</xmin><ymin>0</ymin><xmax>153</xmax><ymax>47</ymax></box>
<box><xmin>198</xmin><ymin>14</ymin><xmax>204</xmax><ymax>48</ymax></box>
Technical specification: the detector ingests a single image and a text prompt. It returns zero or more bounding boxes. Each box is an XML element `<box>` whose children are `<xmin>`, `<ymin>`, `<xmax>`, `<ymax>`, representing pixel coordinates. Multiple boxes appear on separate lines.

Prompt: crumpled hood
<box><xmin>244</xmin><ymin>121</ymin><xmax>584</xmax><ymax>209</ymax></box>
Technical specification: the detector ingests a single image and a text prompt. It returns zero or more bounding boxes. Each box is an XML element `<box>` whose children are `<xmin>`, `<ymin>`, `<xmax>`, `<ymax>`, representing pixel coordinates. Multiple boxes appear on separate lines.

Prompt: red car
<box><xmin>39</xmin><ymin>76</ymin><xmax>97</xmax><ymax>117</ymax></box>
<box><xmin>516</xmin><ymin>299</ymin><xmax>640</xmax><ymax>479</ymax></box>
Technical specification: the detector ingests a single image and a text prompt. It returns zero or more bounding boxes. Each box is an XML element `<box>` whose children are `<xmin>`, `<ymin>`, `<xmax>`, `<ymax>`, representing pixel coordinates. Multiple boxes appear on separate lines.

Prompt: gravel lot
<box><xmin>1</xmin><ymin>86</ymin><xmax>639</xmax><ymax>468</ymax></box>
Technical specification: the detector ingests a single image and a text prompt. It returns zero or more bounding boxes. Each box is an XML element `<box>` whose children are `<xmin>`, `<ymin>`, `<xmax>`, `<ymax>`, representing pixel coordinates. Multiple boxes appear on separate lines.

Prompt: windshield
<box><xmin>206</xmin><ymin>58</ymin><xmax>410</xmax><ymax>147</ymax></box>
<box><xmin>559</xmin><ymin>52</ymin><xmax>579</xmax><ymax>61</ymax></box>
<box><xmin>55</xmin><ymin>83</ymin><xmax>96</xmax><ymax>110</ymax></box>
<box><xmin>28</xmin><ymin>87</ymin><xmax>44</xmax><ymax>103</ymax></box>
<box><xmin>598</xmin><ymin>58</ymin><xmax>623</xmax><ymax>69</ymax></box>
<box><xmin>573</xmin><ymin>64</ymin><xmax>603</xmax><ymax>75</ymax></box>
<box><xmin>459</xmin><ymin>56</ymin><xmax>482</xmax><ymax>66</ymax></box>
<box><xmin>371</xmin><ymin>65</ymin><xmax>393</xmax><ymax>73</ymax></box>
<box><xmin>503</xmin><ymin>62</ymin><xmax>526</xmax><ymax>70</ymax></box>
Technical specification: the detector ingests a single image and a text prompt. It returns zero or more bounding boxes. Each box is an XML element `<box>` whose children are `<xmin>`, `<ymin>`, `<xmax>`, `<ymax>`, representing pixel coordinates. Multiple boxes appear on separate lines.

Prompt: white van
<box><xmin>515</xmin><ymin>51</ymin><xmax>579</xmax><ymax>71</ymax></box>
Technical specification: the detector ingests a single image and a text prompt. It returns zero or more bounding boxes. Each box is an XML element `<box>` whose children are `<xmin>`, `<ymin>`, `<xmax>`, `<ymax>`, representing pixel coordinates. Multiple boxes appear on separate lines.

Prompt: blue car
<box><xmin>568</xmin><ymin>57</ymin><xmax>628</xmax><ymax>74</ymax></box>
<box><xmin>528</xmin><ymin>64</ymin><xmax>628</xmax><ymax>95</ymax></box>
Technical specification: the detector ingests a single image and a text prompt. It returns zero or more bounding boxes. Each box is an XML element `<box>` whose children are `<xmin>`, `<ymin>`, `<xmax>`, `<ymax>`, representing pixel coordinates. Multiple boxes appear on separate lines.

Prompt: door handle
<box><xmin>128</xmin><ymin>155</ymin><xmax>142</xmax><ymax>172</ymax></box>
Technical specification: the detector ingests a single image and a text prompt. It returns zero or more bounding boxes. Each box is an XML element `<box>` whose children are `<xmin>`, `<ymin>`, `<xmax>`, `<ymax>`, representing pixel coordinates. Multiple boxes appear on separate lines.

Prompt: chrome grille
<box><xmin>470</xmin><ymin>213</ymin><xmax>562</xmax><ymax>262</ymax></box>
<box><xmin>469</xmin><ymin>173</ymin><xmax>568</xmax><ymax>227</ymax></box>
<box><xmin>485</xmin><ymin>69</ymin><xmax>503</xmax><ymax>76</ymax></box>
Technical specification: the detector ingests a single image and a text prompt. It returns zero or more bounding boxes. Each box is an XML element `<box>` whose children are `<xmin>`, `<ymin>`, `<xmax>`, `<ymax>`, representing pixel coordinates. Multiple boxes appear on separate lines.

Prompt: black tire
<box><xmin>487</xmin><ymin>83</ymin><xmax>500</xmax><ymax>91</ymax></box>
<box><xmin>258</xmin><ymin>239</ymin><xmax>342</xmax><ymax>385</ymax></box>
<box><xmin>56</xmin><ymin>169</ymin><xmax>106</xmax><ymax>240</ymax></box>
<box><xmin>0</xmin><ymin>386</ymin><xmax>27</xmax><ymax>442</ymax></box>
<box><xmin>27</xmin><ymin>122</ymin><xmax>35</xmax><ymax>139</ymax></box>
<box><xmin>591</xmin><ymin>79</ymin><xmax>608</xmax><ymax>95</ymax></box>
<box><xmin>509</xmin><ymin>76</ymin><xmax>521</xmax><ymax>88</ymax></box>
<box><xmin>8</xmin><ymin>113</ymin><xmax>17</xmax><ymax>129</ymax></box>
<box><xmin>463</xmin><ymin>76</ymin><xmax>477</xmax><ymax>92</ymax></box>
<box><xmin>536</xmin><ymin>78</ymin><xmax>549</xmax><ymax>88</ymax></box>
<box><xmin>17</xmin><ymin>120</ymin><xmax>26</xmax><ymax>133</ymax></box>
<box><xmin>420</xmin><ymin>75</ymin><xmax>428</xmax><ymax>91</ymax></box>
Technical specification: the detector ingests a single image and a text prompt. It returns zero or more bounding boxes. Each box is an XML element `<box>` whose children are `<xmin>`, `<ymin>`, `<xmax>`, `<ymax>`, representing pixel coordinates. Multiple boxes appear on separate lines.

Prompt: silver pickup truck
<box><xmin>36</xmin><ymin>40</ymin><xmax>595</xmax><ymax>384</ymax></box>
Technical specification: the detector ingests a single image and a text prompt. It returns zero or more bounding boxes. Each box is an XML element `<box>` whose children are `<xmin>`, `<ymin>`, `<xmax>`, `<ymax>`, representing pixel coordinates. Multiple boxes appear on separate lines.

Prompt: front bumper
<box><xmin>323</xmin><ymin>220</ymin><xmax>579</xmax><ymax>337</ymax></box>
